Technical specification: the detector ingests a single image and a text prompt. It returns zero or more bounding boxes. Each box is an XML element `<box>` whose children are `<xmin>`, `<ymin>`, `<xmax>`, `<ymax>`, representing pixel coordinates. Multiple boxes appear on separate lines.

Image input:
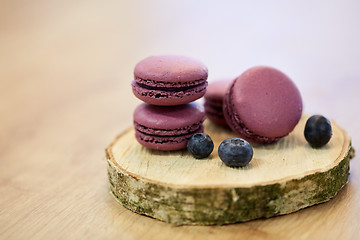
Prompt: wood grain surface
<box><xmin>1</xmin><ymin>1</ymin><xmax>360</xmax><ymax>239</ymax></box>
<box><xmin>109</xmin><ymin>117</ymin><xmax>349</xmax><ymax>187</ymax></box>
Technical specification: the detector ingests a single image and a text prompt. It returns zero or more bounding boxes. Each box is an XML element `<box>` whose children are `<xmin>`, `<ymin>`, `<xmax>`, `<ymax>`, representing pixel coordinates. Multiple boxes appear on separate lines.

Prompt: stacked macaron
<box><xmin>132</xmin><ymin>55</ymin><xmax>208</xmax><ymax>150</ymax></box>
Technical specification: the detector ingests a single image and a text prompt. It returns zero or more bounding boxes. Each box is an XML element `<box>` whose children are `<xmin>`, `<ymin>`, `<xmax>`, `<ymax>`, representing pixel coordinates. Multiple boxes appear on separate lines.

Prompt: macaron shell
<box><xmin>134</xmin><ymin>55</ymin><xmax>208</xmax><ymax>83</ymax></box>
<box><xmin>223</xmin><ymin>88</ymin><xmax>280</xmax><ymax>143</ymax></box>
<box><xmin>225</xmin><ymin>66</ymin><xmax>302</xmax><ymax>140</ymax></box>
<box><xmin>204</xmin><ymin>78</ymin><xmax>233</xmax><ymax>104</ymax></box>
<box><xmin>133</xmin><ymin>103</ymin><xmax>205</xmax><ymax>130</ymax></box>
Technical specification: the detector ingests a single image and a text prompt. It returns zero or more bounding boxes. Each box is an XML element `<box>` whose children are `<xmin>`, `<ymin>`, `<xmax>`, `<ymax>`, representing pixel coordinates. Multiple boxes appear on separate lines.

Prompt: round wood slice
<box><xmin>106</xmin><ymin>116</ymin><xmax>354</xmax><ymax>225</ymax></box>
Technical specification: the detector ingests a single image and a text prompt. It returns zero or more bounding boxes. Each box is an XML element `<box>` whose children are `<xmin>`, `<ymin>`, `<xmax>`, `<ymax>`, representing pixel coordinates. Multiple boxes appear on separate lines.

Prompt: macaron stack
<box><xmin>132</xmin><ymin>55</ymin><xmax>208</xmax><ymax>150</ymax></box>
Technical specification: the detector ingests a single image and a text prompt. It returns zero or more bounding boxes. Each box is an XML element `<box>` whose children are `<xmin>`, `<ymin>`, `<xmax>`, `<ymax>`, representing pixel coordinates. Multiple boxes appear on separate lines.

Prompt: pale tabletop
<box><xmin>1</xmin><ymin>1</ymin><xmax>360</xmax><ymax>239</ymax></box>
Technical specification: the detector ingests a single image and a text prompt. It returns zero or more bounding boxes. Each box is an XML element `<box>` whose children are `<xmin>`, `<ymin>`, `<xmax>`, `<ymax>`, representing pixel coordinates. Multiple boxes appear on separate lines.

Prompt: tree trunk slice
<box><xmin>106</xmin><ymin>116</ymin><xmax>354</xmax><ymax>225</ymax></box>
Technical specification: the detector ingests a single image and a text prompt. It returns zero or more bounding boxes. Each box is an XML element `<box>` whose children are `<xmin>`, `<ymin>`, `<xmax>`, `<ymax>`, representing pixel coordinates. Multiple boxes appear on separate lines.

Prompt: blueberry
<box><xmin>304</xmin><ymin>115</ymin><xmax>332</xmax><ymax>148</ymax></box>
<box><xmin>187</xmin><ymin>133</ymin><xmax>214</xmax><ymax>159</ymax></box>
<box><xmin>218</xmin><ymin>138</ymin><xmax>253</xmax><ymax>167</ymax></box>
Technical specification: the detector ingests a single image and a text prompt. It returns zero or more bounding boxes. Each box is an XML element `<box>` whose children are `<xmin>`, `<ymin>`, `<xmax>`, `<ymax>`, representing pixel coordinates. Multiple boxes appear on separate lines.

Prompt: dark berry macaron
<box><xmin>223</xmin><ymin>66</ymin><xmax>303</xmax><ymax>144</ymax></box>
<box><xmin>132</xmin><ymin>55</ymin><xmax>208</xmax><ymax>106</ymax></box>
<box><xmin>133</xmin><ymin>102</ymin><xmax>206</xmax><ymax>151</ymax></box>
<box><xmin>204</xmin><ymin>78</ymin><xmax>233</xmax><ymax>126</ymax></box>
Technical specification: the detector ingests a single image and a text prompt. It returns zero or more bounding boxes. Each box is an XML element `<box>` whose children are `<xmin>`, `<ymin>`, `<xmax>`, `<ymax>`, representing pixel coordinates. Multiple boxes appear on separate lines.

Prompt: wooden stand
<box><xmin>106</xmin><ymin>116</ymin><xmax>353</xmax><ymax>225</ymax></box>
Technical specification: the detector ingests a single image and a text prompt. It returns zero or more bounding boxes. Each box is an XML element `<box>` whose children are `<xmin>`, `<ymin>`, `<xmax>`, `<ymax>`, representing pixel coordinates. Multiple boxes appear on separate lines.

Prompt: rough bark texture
<box><xmin>106</xmin><ymin>145</ymin><xmax>352</xmax><ymax>225</ymax></box>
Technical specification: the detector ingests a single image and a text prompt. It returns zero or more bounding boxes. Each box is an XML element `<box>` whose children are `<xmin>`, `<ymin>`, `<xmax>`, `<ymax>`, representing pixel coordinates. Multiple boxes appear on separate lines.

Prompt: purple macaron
<box><xmin>223</xmin><ymin>66</ymin><xmax>303</xmax><ymax>144</ymax></box>
<box><xmin>133</xmin><ymin>102</ymin><xmax>206</xmax><ymax>151</ymax></box>
<box><xmin>204</xmin><ymin>78</ymin><xmax>233</xmax><ymax>126</ymax></box>
<box><xmin>132</xmin><ymin>55</ymin><xmax>208</xmax><ymax>106</ymax></box>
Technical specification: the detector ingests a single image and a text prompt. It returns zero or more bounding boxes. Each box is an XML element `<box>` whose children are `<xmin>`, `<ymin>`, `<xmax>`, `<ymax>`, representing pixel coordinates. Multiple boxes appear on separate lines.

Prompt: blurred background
<box><xmin>1</xmin><ymin>0</ymin><xmax>360</xmax><ymax>239</ymax></box>
<box><xmin>1</xmin><ymin>0</ymin><xmax>360</xmax><ymax>135</ymax></box>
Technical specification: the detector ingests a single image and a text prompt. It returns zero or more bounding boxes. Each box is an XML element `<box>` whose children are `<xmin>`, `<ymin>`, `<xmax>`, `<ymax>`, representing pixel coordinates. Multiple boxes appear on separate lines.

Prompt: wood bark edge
<box><xmin>106</xmin><ymin>132</ymin><xmax>353</xmax><ymax>226</ymax></box>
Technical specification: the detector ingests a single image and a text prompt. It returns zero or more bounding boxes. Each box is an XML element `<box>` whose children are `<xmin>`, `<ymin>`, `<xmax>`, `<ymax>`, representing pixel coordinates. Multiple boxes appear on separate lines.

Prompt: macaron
<box><xmin>223</xmin><ymin>66</ymin><xmax>303</xmax><ymax>144</ymax></box>
<box><xmin>132</xmin><ymin>55</ymin><xmax>208</xmax><ymax>106</ymax></box>
<box><xmin>133</xmin><ymin>102</ymin><xmax>206</xmax><ymax>150</ymax></box>
<box><xmin>204</xmin><ymin>78</ymin><xmax>233</xmax><ymax>126</ymax></box>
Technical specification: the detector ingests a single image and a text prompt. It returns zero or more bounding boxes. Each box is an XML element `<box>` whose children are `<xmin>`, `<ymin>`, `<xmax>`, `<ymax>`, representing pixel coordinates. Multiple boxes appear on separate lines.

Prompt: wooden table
<box><xmin>1</xmin><ymin>1</ymin><xmax>359</xmax><ymax>239</ymax></box>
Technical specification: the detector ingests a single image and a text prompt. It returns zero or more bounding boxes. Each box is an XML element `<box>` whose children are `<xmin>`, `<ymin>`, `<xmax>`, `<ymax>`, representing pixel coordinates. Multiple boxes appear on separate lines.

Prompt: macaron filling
<box><xmin>134</xmin><ymin>122</ymin><xmax>204</xmax><ymax>150</ymax></box>
<box><xmin>135</xmin><ymin>82</ymin><xmax>206</xmax><ymax>92</ymax></box>
<box><xmin>134</xmin><ymin>121</ymin><xmax>203</xmax><ymax>136</ymax></box>
<box><xmin>135</xmin><ymin>125</ymin><xmax>204</xmax><ymax>144</ymax></box>
<box><xmin>204</xmin><ymin>98</ymin><xmax>223</xmax><ymax>108</ymax></box>
<box><xmin>135</xmin><ymin>77</ymin><xmax>206</xmax><ymax>88</ymax></box>
<box><xmin>224</xmin><ymin>83</ymin><xmax>282</xmax><ymax>143</ymax></box>
<box><xmin>131</xmin><ymin>79</ymin><xmax>207</xmax><ymax>99</ymax></box>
